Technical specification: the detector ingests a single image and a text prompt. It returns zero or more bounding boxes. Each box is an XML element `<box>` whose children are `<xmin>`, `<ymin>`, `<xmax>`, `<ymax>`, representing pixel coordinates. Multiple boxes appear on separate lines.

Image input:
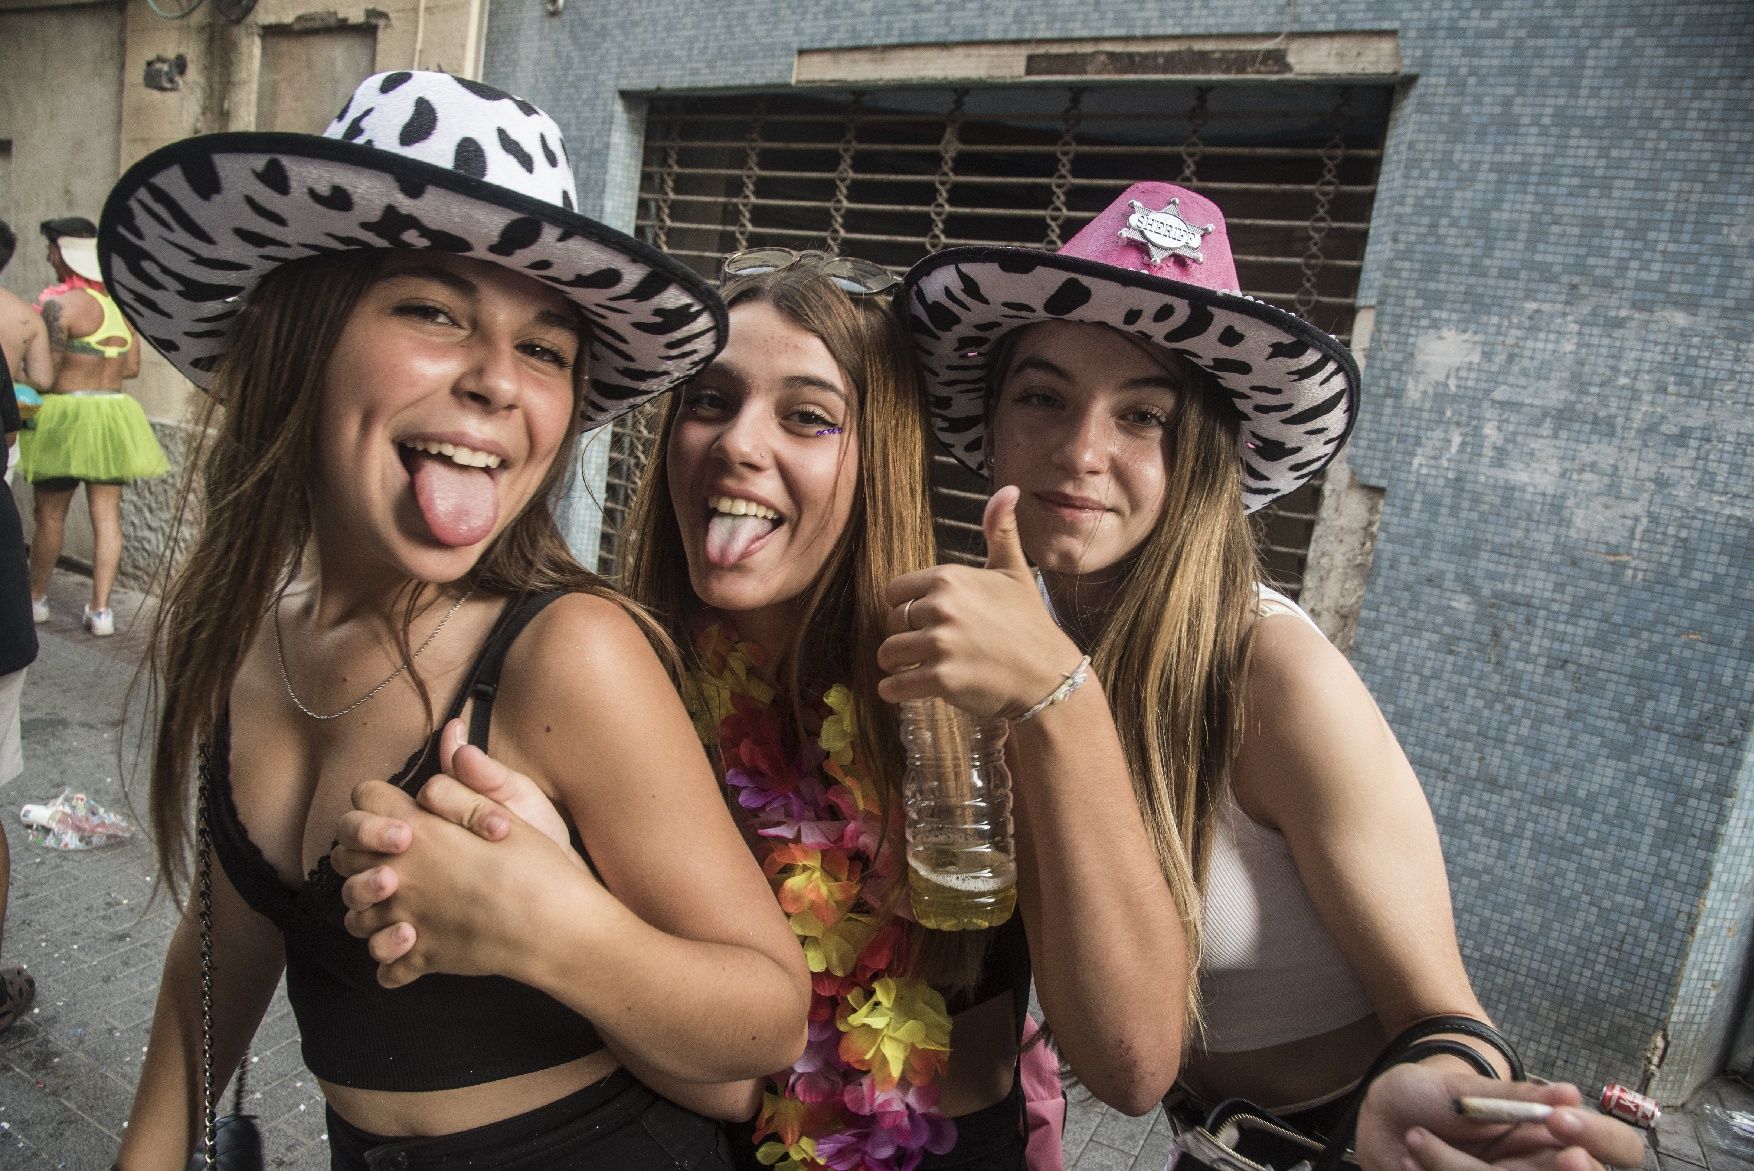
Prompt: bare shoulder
<box><xmin>0</xmin><ymin>287</ymin><xmax>34</xmax><ymax>320</ymax></box>
<box><xmin>0</xmin><ymin>290</ymin><xmax>40</xmax><ymax>351</ymax></box>
<box><xmin>46</xmin><ymin>288</ymin><xmax>98</xmax><ymax>332</ymax></box>
<box><xmin>1244</xmin><ymin>609</ymin><xmax>1363</xmax><ymax>709</ymax></box>
<box><xmin>494</xmin><ymin>590</ymin><xmax>682</xmax><ymax>731</ymax></box>
<box><xmin>1235</xmin><ymin>611</ymin><xmax>1408</xmax><ymax>825</ymax></box>
<box><xmin>489</xmin><ymin>592</ymin><xmax>714</xmax><ymax>827</ymax></box>
<box><xmin>48</xmin><ymin>287</ymin><xmax>94</xmax><ymax>311</ymax></box>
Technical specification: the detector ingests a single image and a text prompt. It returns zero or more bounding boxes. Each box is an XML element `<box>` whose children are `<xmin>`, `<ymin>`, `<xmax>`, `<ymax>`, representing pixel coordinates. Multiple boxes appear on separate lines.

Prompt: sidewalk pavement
<box><xmin>0</xmin><ymin>569</ymin><xmax>1744</xmax><ymax>1170</ymax></box>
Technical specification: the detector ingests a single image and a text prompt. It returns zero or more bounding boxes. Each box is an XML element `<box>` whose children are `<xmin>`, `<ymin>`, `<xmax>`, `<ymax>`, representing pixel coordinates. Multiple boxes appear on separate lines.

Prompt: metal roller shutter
<box><xmin>601</xmin><ymin>81</ymin><xmax>1389</xmax><ymax>595</ymax></box>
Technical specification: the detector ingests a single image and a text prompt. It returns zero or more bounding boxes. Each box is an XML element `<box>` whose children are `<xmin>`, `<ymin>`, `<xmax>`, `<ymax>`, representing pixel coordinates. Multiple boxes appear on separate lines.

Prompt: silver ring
<box><xmin>904</xmin><ymin>598</ymin><xmax>917</xmax><ymax>631</ymax></box>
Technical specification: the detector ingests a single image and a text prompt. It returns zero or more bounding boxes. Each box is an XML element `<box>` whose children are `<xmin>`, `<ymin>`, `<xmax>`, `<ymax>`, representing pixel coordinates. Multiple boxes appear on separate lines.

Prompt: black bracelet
<box><xmin>1396</xmin><ymin>1037</ymin><xmax>1501</xmax><ymax>1078</ymax></box>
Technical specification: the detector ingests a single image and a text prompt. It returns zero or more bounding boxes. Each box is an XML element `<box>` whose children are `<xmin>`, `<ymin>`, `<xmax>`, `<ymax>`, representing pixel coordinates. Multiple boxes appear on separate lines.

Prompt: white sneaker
<box><xmin>82</xmin><ymin>605</ymin><xmax>114</xmax><ymax>637</ymax></box>
<box><xmin>30</xmin><ymin>597</ymin><xmax>48</xmax><ymax>624</ymax></box>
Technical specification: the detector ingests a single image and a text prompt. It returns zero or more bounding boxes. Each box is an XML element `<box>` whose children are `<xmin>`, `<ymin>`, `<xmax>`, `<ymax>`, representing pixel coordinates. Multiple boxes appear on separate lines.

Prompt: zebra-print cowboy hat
<box><xmin>898</xmin><ymin>182</ymin><xmax>1359</xmax><ymax>511</ymax></box>
<box><xmin>97</xmin><ymin>70</ymin><xmax>724</xmax><ymax>429</ymax></box>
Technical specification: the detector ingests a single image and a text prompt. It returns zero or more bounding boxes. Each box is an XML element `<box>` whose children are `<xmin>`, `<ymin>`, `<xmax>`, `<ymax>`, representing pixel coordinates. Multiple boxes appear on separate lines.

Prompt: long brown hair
<box><xmin>991</xmin><ymin>330</ymin><xmax>1261</xmax><ymax>1031</ymax></box>
<box><xmin>144</xmin><ymin>251</ymin><xmax>667</xmax><ymax>893</ymax></box>
<box><xmin>623</xmin><ymin>255</ymin><xmax>988</xmax><ymax>990</ymax></box>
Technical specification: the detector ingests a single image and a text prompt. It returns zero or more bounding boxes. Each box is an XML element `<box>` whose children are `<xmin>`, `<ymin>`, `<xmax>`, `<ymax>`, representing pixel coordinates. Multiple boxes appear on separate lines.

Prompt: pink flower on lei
<box><xmin>814</xmin><ymin>1106</ymin><xmax>956</xmax><ymax>1171</ymax></box>
<box><xmin>815</xmin><ymin>1074</ymin><xmax>956</xmax><ymax>1171</ymax></box>
<box><xmin>784</xmin><ymin>1002</ymin><xmax>848</xmax><ymax>1104</ymax></box>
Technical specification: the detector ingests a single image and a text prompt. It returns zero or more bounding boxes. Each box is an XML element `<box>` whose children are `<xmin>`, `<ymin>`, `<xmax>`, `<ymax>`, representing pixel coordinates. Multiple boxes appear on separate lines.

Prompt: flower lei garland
<box><xmin>692</xmin><ymin>619</ymin><xmax>956</xmax><ymax>1171</ymax></box>
<box><xmin>34</xmin><ymin>274</ymin><xmax>100</xmax><ymax>309</ymax></box>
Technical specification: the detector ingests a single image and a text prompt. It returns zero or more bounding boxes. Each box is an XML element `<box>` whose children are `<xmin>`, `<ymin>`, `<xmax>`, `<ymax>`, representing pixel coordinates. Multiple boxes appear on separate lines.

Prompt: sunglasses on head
<box><xmin>720</xmin><ymin>248</ymin><xmax>900</xmax><ymax>297</ymax></box>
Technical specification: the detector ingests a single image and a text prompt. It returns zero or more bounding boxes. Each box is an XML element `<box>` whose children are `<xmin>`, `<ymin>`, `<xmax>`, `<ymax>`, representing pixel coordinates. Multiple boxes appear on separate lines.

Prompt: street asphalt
<box><xmin>0</xmin><ymin>569</ymin><xmax>1739</xmax><ymax>1170</ymax></box>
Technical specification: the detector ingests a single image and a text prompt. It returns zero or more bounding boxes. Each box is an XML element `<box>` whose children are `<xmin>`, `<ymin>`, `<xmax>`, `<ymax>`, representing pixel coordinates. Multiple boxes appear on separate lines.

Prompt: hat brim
<box><xmin>899</xmin><ymin>247</ymin><xmax>1359</xmax><ymax>512</ymax></box>
<box><xmin>57</xmin><ymin>237</ymin><xmax>105</xmax><ymax>283</ymax></box>
<box><xmin>98</xmin><ymin>132</ymin><xmax>725</xmax><ymax>429</ymax></box>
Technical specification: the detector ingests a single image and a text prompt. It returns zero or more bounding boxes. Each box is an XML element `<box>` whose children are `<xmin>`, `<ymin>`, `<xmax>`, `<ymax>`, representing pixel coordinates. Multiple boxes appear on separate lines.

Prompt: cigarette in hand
<box><xmin>1453</xmin><ymin>1097</ymin><xmax>1556</xmax><ymax>1123</ymax></box>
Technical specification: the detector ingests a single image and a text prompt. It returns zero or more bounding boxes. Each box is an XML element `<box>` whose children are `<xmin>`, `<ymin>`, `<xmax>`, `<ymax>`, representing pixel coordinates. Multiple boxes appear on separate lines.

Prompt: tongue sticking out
<box><xmin>410</xmin><ymin>455</ymin><xmax>499</xmax><ymax>548</ymax></box>
<box><xmin>705</xmin><ymin>512</ymin><xmax>777</xmax><ymax>567</ymax></box>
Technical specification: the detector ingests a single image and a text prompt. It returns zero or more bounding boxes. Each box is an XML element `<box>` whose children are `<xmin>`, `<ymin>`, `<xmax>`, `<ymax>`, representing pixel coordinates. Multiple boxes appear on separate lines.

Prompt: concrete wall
<box><xmin>483</xmin><ymin>0</ymin><xmax>1753</xmax><ymax>1099</ymax></box>
<box><xmin>1344</xmin><ymin>3</ymin><xmax>1751</xmax><ymax>1101</ymax></box>
<box><xmin>115</xmin><ymin>0</ymin><xmax>490</xmax><ymax>429</ymax></box>
<box><xmin>0</xmin><ymin>0</ymin><xmax>127</xmax><ymax>571</ymax></box>
<box><xmin>0</xmin><ymin>0</ymin><xmax>124</xmax><ymax>306</ymax></box>
<box><xmin>0</xmin><ymin>0</ymin><xmax>486</xmax><ymax>590</ymax></box>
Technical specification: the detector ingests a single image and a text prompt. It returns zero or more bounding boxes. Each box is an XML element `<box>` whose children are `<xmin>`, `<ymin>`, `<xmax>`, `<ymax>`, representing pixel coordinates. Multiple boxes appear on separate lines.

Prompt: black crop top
<box><xmin>945</xmin><ymin>912</ymin><xmax>1031</xmax><ymax>1036</ymax></box>
<box><xmin>203</xmin><ymin>591</ymin><xmax>605</xmax><ymax>1091</ymax></box>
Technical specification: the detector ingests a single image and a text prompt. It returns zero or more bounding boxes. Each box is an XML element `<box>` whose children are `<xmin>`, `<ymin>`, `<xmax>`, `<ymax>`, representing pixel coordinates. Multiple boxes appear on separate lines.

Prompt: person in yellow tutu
<box><xmin>24</xmin><ymin>219</ymin><xmax>167</xmax><ymax>637</ymax></box>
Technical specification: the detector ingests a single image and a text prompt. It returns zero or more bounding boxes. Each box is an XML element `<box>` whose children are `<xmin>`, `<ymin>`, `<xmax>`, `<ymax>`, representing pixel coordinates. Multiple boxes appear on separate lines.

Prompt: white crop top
<box><xmin>1196</xmin><ymin>586</ymin><xmax>1374</xmax><ymax>1052</ymax></box>
<box><xmin>1032</xmin><ymin>577</ymin><xmax>1376</xmax><ymax>1052</ymax></box>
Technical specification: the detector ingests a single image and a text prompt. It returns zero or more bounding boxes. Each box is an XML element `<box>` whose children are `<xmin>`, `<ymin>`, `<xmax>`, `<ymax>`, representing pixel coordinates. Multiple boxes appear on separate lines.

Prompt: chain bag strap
<box><xmin>185</xmin><ymin>773</ymin><xmax>266</xmax><ymax>1171</ymax></box>
<box><xmin>1173</xmin><ymin>1015</ymin><xmax>1523</xmax><ymax>1171</ymax></box>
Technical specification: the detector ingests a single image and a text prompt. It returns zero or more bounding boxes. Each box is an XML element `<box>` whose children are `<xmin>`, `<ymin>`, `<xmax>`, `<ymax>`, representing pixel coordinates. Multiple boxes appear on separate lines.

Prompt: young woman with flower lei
<box><xmin>336</xmin><ymin>251</ymin><xmax>1190</xmax><ymax>1171</ymax></box>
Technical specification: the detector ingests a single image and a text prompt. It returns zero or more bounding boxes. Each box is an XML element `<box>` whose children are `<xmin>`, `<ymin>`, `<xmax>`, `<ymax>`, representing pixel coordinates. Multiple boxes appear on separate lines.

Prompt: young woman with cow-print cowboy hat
<box><xmin>106</xmin><ymin>70</ymin><xmax>807</xmax><ymax>1170</ymax></box>
<box><xmin>880</xmin><ymin>182</ymin><xmax>1645</xmax><ymax>1171</ymax></box>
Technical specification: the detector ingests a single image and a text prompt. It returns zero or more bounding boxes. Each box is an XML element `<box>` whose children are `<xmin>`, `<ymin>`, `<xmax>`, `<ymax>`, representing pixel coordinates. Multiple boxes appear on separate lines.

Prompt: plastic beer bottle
<box><xmin>900</xmin><ymin>697</ymin><xmax>1017</xmax><ymax>930</ymax></box>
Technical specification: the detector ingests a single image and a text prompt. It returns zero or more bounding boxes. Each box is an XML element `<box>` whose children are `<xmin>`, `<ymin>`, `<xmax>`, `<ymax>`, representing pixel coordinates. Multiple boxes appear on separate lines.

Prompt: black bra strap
<box><xmin>463</xmin><ymin>591</ymin><xmax>569</xmax><ymax>752</ymax></box>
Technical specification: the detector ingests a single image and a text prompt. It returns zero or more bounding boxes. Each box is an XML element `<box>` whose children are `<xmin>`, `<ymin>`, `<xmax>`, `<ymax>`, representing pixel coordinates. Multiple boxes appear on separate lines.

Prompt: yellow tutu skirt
<box><xmin>19</xmin><ymin>392</ymin><xmax>169</xmax><ymax>484</ymax></box>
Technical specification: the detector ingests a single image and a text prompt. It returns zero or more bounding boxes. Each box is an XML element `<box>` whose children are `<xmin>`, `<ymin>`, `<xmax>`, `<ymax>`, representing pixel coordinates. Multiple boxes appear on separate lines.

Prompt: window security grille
<box><xmin>602</xmin><ymin>82</ymin><xmax>1389</xmax><ymax>594</ymax></box>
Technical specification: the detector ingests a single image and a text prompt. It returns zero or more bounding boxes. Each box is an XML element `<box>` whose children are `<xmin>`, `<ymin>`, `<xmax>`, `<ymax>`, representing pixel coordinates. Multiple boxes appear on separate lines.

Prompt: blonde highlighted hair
<box><xmin>990</xmin><ymin>331</ymin><xmax>1262</xmax><ymax>1033</ymax></box>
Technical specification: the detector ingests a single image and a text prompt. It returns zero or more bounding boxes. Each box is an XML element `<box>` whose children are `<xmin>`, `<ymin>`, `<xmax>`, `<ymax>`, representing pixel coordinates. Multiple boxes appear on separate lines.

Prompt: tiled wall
<box><xmin>484</xmin><ymin>0</ymin><xmax>1754</xmax><ymax>1099</ymax></box>
<box><xmin>1344</xmin><ymin>0</ymin><xmax>1752</xmax><ymax>1098</ymax></box>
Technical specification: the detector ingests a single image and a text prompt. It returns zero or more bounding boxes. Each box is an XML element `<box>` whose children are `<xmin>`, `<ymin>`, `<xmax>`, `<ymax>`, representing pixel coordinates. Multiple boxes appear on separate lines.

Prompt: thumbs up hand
<box><xmin>979</xmin><ymin>485</ymin><xmax>1033</xmax><ymax>577</ymax></box>
<box><xmin>877</xmin><ymin>486</ymin><xmax>1085</xmax><ymax>719</ymax></box>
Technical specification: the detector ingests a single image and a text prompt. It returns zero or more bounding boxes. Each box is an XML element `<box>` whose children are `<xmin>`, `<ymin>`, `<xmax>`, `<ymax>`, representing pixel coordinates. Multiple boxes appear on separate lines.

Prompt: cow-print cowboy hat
<box><xmin>97</xmin><ymin>70</ymin><xmax>725</xmax><ymax>429</ymax></box>
<box><xmin>898</xmin><ymin>181</ymin><xmax>1360</xmax><ymax>511</ymax></box>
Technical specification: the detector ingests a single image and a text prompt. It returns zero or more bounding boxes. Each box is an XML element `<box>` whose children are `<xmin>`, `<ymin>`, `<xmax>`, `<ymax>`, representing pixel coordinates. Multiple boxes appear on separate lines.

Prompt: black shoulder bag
<box><xmin>1173</xmin><ymin>1014</ymin><xmax>1524</xmax><ymax>1171</ymax></box>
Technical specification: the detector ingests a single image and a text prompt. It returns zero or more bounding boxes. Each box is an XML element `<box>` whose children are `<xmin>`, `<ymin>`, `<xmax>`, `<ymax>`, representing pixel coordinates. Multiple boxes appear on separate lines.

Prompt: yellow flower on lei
<box><xmin>755</xmin><ymin>1134</ymin><xmax>818</xmax><ymax>1171</ymax></box>
<box><xmin>770</xmin><ymin>847</ymin><xmax>860</xmax><ymax>934</ymax></box>
<box><xmin>819</xmin><ymin>683</ymin><xmax>857</xmax><ymax>767</ymax></box>
<box><xmin>758</xmin><ymin>1092</ymin><xmax>817</xmax><ymax>1153</ymax></box>
<box><xmin>809</xmin><ymin>910</ymin><xmax>882</xmax><ymax>979</ymax></box>
<box><xmin>691</xmin><ymin>625</ymin><xmax>776</xmax><ymax>742</ymax></box>
<box><xmin>764</xmin><ymin>848</ymin><xmax>889</xmax><ymax>979</ymax></box>
<box><xmin>837</xmin><ymin>975</ymin><xmax>952</xmax><ymax>1090</ymax></box>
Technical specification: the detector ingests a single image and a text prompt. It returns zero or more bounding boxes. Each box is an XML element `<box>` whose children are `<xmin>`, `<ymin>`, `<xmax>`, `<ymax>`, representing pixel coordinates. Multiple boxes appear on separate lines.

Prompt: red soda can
<box><xmin>1600</xmin><ymin>1083</ymin><xmax>1660</xmax><ymax>1128</ymax></box>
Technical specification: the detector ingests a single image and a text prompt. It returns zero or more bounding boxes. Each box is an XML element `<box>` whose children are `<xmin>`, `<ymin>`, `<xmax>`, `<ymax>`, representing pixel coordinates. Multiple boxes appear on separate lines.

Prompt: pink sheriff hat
<box><xmin>898</xmin><ymin>181</ymin><xmax>1359</xmax><ymax>512</ymax></box>
<box><xmin>1084</xmin><ymin>183</ymin><xmax>1241</xmax><ymax>289</ymax></box>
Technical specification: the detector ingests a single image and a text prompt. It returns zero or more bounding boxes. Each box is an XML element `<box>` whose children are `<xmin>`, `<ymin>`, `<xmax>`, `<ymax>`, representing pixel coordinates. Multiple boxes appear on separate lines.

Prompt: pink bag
<box><xmin>1020</xmin><ymin>1015</ymin><xmax>1067</xmax><ymax>1171</ymax></box>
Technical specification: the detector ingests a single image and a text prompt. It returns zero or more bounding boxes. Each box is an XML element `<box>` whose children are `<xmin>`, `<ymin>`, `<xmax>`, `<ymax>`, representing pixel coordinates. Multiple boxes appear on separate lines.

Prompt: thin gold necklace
<box><xmin>273</xmin><ymin>588</ymin><xmax>472</xmax><ymax>721</ymax></box>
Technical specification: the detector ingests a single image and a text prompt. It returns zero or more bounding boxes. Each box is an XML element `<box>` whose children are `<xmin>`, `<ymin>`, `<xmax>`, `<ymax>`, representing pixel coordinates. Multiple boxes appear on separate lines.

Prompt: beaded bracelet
<box><xmin>1014</xmin><ymin>654</ymin><xmax>1092</xmax><ymax>723</ymax></box>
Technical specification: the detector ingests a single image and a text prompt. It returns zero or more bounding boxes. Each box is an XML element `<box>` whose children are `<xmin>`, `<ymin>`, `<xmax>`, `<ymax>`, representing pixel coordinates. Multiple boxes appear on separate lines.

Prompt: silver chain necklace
<box><xmin>273</xmin><ymin>587</ymin><xmax>472</xmax><ymax>720</ymax></box>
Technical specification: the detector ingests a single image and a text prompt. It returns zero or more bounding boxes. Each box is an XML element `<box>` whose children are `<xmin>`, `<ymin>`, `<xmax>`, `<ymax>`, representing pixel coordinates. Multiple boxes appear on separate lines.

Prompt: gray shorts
<box><xmin>0</xmin><ymin>669</ymin><xmax>26</xmax><ymax>787</ymax></box>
